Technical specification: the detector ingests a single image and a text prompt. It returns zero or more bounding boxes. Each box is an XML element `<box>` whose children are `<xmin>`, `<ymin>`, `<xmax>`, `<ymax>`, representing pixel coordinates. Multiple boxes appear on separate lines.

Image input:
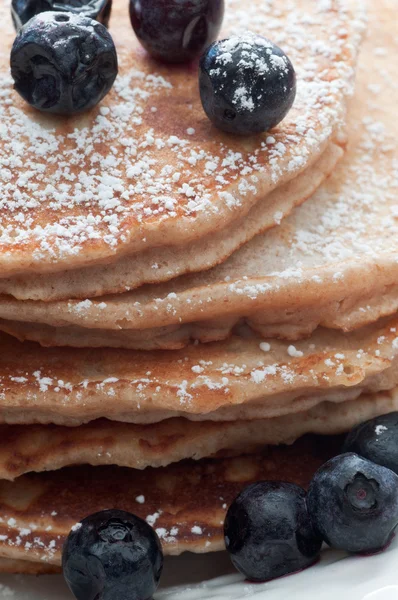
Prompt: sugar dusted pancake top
<box><xmin>0</xmin><ymin>0</ymin><xmax>362</xmax><ymax>275</ymax></box>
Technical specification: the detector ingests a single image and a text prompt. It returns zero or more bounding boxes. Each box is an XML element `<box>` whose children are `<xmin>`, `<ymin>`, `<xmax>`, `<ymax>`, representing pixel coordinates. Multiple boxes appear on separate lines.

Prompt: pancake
<box><xmin>0</xmin><ymin>140</ymin><xmax>344</xmax><ymax>301</ymax></box>
<box><xmin>0</xmin><ymin>0</ymin><xmax>361</xmax><ymax>278</ymax></box>
<box><xmin>0</xmin><ymin>316</ymin><xmax>240</xmax><ymax>350</ymax></box>
<box><xmin>0</xmin><ymin>557</ymin><xmax>61</xmax><ymax>574</ymax></box>
<box><xmin>1</xmin><ymin>313</ymin><xmax>398</xmax><ymax>426</ymax></box>
<box><xmin>4</xmin><ymin>2</ymin><xmax>395</xmax><ymax>351</ymax></box>
<box><xmin>0</xmin><ymin>435</ymin><xmax>338</xmax><ymax>568</ymax></box>
<box><xmin>0</xmin><ymin>389</ymin><xmax>395</xmax><ymax>481</ymax></box>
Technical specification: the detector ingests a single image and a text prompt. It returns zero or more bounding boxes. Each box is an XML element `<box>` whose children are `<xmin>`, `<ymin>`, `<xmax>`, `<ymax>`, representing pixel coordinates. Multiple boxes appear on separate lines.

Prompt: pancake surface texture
<box><xmin>0</xmin><ymin>0</ymin><xmax>360</xmax><ymax>280</ymax></box>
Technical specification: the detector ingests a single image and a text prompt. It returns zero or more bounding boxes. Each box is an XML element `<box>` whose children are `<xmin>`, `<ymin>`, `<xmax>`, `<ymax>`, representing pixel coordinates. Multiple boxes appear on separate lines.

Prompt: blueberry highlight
<box><xmin>343</xmin><ymin>412</ymin><xmax>398</xmax><ymax>475</ymax></box>
<box><xmin>199</xmin><ymin>32</ymin><xmax>296</xmax><ymax>135</ymax></box>
<box><xmin>129</xmin><ymin>0</ymin><xmax>224</xmax><ymax>64</ymax></box>
<box><xmin>10</xmin><ymin>11</ymin><xmax>118</xmax><ymax>114</ymax></box>
<box><xmin>11</xmin><ymin>0</ymin><xmax>112</xmax><ymax>31</ymax></box>
<box><xmin>224</xmin><ymin>481</ymin><xmax>322</xmax><ymax>582</ymax></box>
<box><xmin>307</xmin><ymin>453</ymin><xmax>398</xmax><ymax>554</ymax></box>
<box><xmin>62</xmin><ymin>509</ymin><xmax>163</xmax><ymax>600</ymax></box>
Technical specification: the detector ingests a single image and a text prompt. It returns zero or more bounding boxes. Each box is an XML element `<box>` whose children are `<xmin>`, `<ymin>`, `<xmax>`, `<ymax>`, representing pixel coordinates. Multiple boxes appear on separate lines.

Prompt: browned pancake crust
<box><xmin>0</xmin><ymin>314</ymin><xmax>398</xmax><ymax>426</ymax></box>
<box><xmin>0</xmin><ymin>390</ymin><xmax>396</xmax><ymax>481</ymax></box>
<box><xmin>0</xmin><ymin>435</ymin><xmax>339</xmax><ymax>566</ymax></box>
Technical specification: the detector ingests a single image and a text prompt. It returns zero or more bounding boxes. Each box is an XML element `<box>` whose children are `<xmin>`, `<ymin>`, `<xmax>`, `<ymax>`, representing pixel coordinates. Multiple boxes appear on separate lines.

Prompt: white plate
<box><xmin>0</xmin><ymin>539</ymin><xmax>397</xmax><ymax>600</ymax></box>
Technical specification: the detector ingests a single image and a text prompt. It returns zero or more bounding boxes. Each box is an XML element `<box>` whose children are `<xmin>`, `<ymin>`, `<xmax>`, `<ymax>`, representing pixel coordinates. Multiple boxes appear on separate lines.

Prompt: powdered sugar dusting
<box><xmin>0</xmin><ymin>0</ymin><xmax>363</xmax><ymax>273</ymax></box>
<box><xmin>90</xmin><ymin>8</ymin><xmax>398</xmax><ymax>344</ymax></box>
<box><xmin>375</xmin><ymin>425</ymin><xmax>388</xmax><ymax>436</ymax></box>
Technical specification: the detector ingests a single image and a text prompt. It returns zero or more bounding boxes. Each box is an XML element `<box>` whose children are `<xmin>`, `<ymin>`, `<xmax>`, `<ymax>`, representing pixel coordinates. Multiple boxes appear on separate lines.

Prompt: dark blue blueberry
<box><xmin>11</xmin><ymin>0</ymin><xmax>112</xmax><ymax>31</ymax></box>
<box><xmin>199</xmin><ymin>32</ymin><xmax>296</xmax><ymax>135</ymax></box>
<box><xmin>224</xmin><ymin>481</ymin><xmax>321</xmax><ymax>582</ymax></box>
<box><xmin>10</xmin><ymin>11</ymin><xmax>118</xmax><ymax>115</ymax></box>
<box><xmin>343</xmin><ymin>412</ymin><xmax>398</xmax><ymax>475</ymax></box>
<box><xmin>307</xmin><ymin>453</ymin><xmax>398</xmax><ymax>554</ymax></box>
<box><xmin>129</xmin><ymin>0</ymin><xmax>224</xmax><ymax>64</ymax></box>
<box><xmin>62</xmin><ymin>509</ymin><xmax>163</xmax><ymax>600</ymax></box>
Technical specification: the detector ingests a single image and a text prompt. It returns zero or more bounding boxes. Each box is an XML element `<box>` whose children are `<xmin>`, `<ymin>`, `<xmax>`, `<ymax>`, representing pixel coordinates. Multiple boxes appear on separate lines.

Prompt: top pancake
<box><xmin>0</xmin><ymin>0</ymin><xmax>362</xmax><ymax>276</ymax></box>
<box><xmin>0</xmin><ymin>139</ymin><xmax>345</xmax><ymax>300</ymax></box>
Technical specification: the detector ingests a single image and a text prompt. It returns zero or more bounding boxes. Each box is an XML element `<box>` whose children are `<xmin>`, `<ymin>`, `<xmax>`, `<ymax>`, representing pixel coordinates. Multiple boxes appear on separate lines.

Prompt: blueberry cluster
<box><xmin>224</xmin><ymin>412</ymin><xmax>398</xmax><ymax>582</ymax></box>
<box><xmin>60</xmin><ymin>414</ymin><xmax>398</xmax><ymax>599</ymax></box>
<box><xmin>10</xmin><ymin>0</ymin><xmax>296</xmax><ymax>133</ymax></box>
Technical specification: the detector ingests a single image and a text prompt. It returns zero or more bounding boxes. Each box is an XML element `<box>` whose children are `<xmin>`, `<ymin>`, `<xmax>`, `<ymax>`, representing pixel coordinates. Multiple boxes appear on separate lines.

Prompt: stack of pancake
<box><xmin>0</xmin><ymin>0</ymin><xmax>395</xmax><ymax>576</ymax></box>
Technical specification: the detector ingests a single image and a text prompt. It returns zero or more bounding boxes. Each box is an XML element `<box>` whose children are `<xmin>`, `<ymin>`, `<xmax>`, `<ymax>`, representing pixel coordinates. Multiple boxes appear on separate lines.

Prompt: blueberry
<box><xmin>62</xmin><ymin>509</ymin><xmax>163</xmax><ymax>600</ymax></box>
<box><xmin>307</xmin><ymin>453</ymin><xmax>398</xmax><ymax>554</ymax></box>
<box><xmin>224</xmin><ymin>482</ymin><xmax>322</xmax><ymax>582</ymax></box>
<box><xmin>129</xmin><ymin>0</ymin><xmax>224</xmax><ymax>64</ymax></box>
<box><xmin>11</xmin><ymin>0</ymin><xmax>112</xmax><ymax>31</ymax></box>
<box><xmin>199</xmin><ymin>32</ymin><xmax>296</xmax><ymax>135</ymax></box>
<box><xmin>10</xmin><ymin>11</ymin><xmax>118</xmax><ymax>115</ymax></box>
<box><xmin>343</xmin><ymin>412</ymin><xmax>398</xmax><ymax>475</ymax></box>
